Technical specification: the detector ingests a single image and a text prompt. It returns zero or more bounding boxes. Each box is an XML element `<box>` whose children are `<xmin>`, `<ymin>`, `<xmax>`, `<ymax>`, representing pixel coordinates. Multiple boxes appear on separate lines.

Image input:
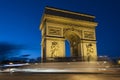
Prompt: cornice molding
<box><xmin>45</xmin><ymin>7</ymin><xmax>95</xmax><ymax>18</ymax></box>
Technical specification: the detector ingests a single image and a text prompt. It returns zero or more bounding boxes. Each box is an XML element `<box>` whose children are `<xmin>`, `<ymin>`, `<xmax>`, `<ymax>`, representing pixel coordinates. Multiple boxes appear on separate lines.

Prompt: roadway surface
<box><xmin>0</xmin><ymin>73</ymin><xmax>120</xmax><ymax>80</ymax></box>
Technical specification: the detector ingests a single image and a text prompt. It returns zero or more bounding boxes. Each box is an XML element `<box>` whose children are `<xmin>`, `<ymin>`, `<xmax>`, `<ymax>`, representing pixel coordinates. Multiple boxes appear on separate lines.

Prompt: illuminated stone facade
<box><xmin>40</xmin><ymin>7</ymin><xmax>98</xmax><ymax>62</ymax></box>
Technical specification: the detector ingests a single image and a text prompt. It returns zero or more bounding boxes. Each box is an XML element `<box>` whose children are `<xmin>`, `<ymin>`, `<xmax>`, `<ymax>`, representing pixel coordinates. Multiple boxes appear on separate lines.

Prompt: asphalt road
<box><xmin>0</xmin><ymin>73</ymin><xmax>120</xmax><ymax>80</ymax></box>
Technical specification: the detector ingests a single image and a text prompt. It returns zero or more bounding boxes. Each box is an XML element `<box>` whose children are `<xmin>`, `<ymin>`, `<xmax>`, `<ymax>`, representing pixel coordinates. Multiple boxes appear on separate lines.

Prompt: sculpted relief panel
<box><xmin>47</xmin><ymin>26</ymin><xmax>62</xmax><ymax>37</ymax></box>
<box><xmin>46</xmin><ymin>40</ymin><xmax>65</xmax><ymax>58</ymax></box>
<box><xmin>84</xmin><ymin>31</ymin><xmax>95</xmax><ymax>40</ymax></box>
<box><xmin>83</xmin><ymin>43</ymin><xmax>97</xmax><ymax>61</ymax></box>
<box><xmin>86</xmin><ymin>43</ymin><xmax>94</xmax><ymax>61</ymax></box>
<box><xmin>50</xmin><ymin>41</ymin><xmax>59</xmax><ymax>57</ymax></box>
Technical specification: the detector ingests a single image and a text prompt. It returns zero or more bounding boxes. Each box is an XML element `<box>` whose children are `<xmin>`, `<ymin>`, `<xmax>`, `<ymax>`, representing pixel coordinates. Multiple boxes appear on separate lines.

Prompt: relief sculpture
<box><xmin>48</xmin><ymin>26</ymin><xmax>62</xmax><ymax>36</ymax></box>
<box><xmin>86</xmin><ymin>43</ymin><xmax>94</xmax><ymax>61</ymax></box>
<box><xmin>84</xmin><ymin>31</ymin><xmax>94</xmax><ymax>39</ymax></box>
<box><xmin>50</xmin><ymin>41</ymin><xmax>59</xmax><ymax>57</ymax></box>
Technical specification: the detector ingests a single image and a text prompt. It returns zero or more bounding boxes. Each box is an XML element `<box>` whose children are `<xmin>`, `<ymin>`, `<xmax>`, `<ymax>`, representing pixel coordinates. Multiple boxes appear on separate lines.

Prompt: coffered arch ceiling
<box><xmin>64</xmin><ymin>31</ymin><xmax>80</xmax><ymax>46</ymax></box>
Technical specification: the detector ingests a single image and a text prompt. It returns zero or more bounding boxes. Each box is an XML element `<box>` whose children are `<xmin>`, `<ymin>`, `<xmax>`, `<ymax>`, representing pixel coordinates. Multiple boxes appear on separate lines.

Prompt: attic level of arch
<box><xmin>40</xmin><ymin>7</ymin><xmax>97</xmax><ymax>30</ymax></box>
<box><xmin>44</xmin><ymin>7</ymin><xmax>95</xmax><ymax>22</ymax></box>
<box><xmin>40</xmin><ymin>14</ymin><xmax>97</xmax><ymax>30</ymax></box>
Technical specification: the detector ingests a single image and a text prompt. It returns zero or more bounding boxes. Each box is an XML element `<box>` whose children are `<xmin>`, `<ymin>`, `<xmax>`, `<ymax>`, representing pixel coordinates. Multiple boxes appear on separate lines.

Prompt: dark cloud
<box><xmin>0</xmin><ymin>42</ymin><xmax>24</xmax><ymax>61</ymax></box>
<box><xmin>20</xmin><ymin>54</ymin><xmax>30</xmax><ymax>57</ymax></box>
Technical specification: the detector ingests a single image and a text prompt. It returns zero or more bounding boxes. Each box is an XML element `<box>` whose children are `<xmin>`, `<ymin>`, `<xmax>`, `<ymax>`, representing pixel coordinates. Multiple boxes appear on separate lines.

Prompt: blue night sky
<box><xmin>0</xmin><ymin>0</ymin><xmax>120</xmax><ymax>60</ymax></box>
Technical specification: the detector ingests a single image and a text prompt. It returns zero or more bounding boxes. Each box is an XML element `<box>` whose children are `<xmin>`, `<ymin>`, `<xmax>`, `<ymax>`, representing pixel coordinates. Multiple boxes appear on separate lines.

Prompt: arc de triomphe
<box><xmin>40</xmin><ymin>7</ymin><xmax>98</xmax><ymax>62</ymax></box>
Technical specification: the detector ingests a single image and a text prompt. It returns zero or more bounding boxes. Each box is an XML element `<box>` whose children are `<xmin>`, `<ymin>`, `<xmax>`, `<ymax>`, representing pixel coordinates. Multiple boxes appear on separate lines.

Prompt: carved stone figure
<box><xmin>50</xmin><ymin>41</ymin><xmax>59</xmax><ymax>57</ymax></box>
<box><xmin>86</xmin><ymin>43</ymin><xmax>94</xmax><ymax>61</ymax></box>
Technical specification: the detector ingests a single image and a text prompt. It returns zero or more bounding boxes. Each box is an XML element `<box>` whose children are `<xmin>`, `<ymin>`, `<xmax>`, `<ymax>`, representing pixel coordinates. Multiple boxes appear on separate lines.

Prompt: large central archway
<box><xmin>64</xmin><ymin>31</ymin><xmax>81</xmax><ymax>58</ymax></box>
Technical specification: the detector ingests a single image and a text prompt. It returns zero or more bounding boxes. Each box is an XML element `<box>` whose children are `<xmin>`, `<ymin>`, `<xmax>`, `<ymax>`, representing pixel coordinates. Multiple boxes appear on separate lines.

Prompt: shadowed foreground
<box><xmin>0</xmin><ymin>73</ymin><xmax>120</xmax><ymax>80</ymax></box>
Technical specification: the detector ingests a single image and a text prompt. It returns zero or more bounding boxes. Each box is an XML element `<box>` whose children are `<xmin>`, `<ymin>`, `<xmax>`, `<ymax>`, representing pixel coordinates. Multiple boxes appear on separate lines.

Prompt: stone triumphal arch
<box><xmin>40</xmin><ymin>7</ymin><xmax>98</xmax><ymax>62</ymax></box>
